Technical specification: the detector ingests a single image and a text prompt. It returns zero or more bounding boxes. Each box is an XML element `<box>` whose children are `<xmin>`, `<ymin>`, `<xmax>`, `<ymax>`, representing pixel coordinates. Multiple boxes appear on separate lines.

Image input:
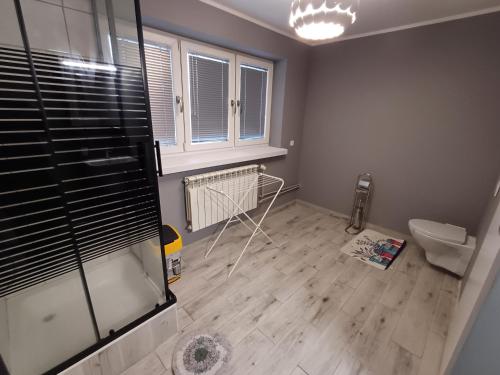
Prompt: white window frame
<box><xmin>180</xmin><ymin>41</ymin><xmax>236</xmax><ymax>151</ymax></box>
<box><xmin>235</xmin><ymin>55</ymin><xmax>273</xmax><ymax>147</ymax></box>
<box><xmin>143</xmin><ymin>28</ymin><xmax>184</xmax><ymax>154</ymax></box>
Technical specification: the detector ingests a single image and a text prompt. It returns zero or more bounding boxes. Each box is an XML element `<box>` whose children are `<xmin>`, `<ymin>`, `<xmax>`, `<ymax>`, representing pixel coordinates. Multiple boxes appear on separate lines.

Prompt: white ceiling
<box><xmin>200</xmin><ymin>0</ymin><xmax>500</xmax><ymax>45</ymax></box>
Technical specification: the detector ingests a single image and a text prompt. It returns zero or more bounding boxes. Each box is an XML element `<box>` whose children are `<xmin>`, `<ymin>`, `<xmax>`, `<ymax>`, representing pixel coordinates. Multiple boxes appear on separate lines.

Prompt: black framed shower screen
<box><xmin>0</xmin><ymin>0</ymin><xmax>174</xmax><ymax>373</ymax></box>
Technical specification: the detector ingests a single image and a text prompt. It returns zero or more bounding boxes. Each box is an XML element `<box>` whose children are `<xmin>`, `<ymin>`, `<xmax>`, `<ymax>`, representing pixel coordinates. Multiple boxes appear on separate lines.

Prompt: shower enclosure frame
<box><xmin>4</xmin><ymin>0</ymin><xmax>176</xmax><ymax>373</ymax></box>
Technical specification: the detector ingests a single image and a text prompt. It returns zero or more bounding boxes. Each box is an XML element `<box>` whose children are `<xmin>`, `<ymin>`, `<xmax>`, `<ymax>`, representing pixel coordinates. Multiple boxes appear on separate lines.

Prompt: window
<box><xmin>143</xmin><ymin>30</ymin><xmax>184</xmax><ymax>153</ymax></box>
<box><xmin>181</xmin><ymin>42</ymin><xmax>235</xmax><ymax>151</ymax></box>
<box><xmin>142</xmin><ymin>30</ymin><xmax>273</xmax><ymax>153</ymax></box>
<box><xmin>117</xmin><ymin>29</ymin><xmax>184</xmax><ymax>153</ymax></box>
<box><xmin>236</xmin><ymin>56</ymin><xmax>273</xmax><ymax>146</ymax></box>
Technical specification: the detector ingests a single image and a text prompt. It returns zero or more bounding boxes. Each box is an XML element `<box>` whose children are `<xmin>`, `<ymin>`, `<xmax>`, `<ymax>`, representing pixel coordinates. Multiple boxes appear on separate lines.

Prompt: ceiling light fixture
<box><xmin>289</xmin><ymin>0</ymin><xmax>358</xmax><ymax>41</ymax></box>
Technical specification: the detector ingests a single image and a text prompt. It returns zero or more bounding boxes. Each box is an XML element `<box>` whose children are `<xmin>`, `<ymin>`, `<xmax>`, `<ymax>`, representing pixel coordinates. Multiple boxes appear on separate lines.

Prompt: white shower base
<box><xmin>3</xmin><ymin>252</ymin><xmax>164</xmax><ymax>375</ymax></box>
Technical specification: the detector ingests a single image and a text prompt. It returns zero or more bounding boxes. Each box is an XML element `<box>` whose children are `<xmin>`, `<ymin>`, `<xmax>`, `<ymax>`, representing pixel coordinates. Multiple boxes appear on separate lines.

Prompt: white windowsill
<box><xmin>160</xmin><ymin>146</ymin><xmax>288</xmax><ymax>175</ymax></box>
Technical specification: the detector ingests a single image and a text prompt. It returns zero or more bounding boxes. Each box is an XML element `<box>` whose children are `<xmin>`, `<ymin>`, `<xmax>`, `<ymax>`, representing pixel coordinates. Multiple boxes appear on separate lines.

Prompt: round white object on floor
<box><xmin>172</xmin><ymin>332</ymin><xmax>232</xmax><ymax>375</ymax></box>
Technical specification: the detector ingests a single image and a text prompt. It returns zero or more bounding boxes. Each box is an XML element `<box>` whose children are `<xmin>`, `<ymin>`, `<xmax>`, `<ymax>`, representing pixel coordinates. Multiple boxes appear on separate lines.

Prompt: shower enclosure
<box><xmin>0</xmin><ymin>1</ymin><xmax>174</xmax><ymax>374</ymax></box>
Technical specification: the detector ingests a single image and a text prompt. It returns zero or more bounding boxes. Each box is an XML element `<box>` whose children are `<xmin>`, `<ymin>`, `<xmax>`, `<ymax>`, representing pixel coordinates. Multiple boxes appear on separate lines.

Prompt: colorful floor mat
<box><xmin>341</xmin><ymin>229</ymin><xmax>406</xmax><ymax>270</ymax></box>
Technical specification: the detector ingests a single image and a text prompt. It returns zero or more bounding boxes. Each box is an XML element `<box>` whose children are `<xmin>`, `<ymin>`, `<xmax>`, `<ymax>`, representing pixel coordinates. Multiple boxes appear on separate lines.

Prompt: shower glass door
<box><xmin>0</xmin><ymin>0</ymin><xmax>170</xmax><ymax>374</ymax></box>
<box><xmin>77</xmin><ymin>0</ymin><xmax>168</xmax><ymax>339</ymax></box>
<box><xmin>0</xmin><ymin>1</ymin><xmax>98</xmax><ymax>374</ymax></box>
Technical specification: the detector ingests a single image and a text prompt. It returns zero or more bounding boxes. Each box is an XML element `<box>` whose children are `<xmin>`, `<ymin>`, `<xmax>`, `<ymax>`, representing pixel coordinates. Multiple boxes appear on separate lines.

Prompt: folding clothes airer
<box><xmin>204</xmin><ymin>166</ymin><xmax>284</xmax><ymax>278</ymax></box>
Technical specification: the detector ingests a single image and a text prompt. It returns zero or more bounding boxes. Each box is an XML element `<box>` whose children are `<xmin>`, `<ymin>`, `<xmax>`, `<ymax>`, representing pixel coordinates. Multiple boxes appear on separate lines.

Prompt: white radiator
<box><xmin>184</xmin><ymin>165</ymin><xmax>260</xmax><ymax>232</ymax></box>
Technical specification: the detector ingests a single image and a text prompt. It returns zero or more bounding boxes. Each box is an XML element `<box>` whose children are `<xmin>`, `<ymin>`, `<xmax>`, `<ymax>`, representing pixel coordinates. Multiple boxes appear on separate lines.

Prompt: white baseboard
<box><xmin>295</xmin><ymin>199</ymin><xmax>413</xmax><ymax>242</ymax></box>
<box><xmin>296</xmin><ymin>199</ymin><xmax>350</xmax><ymax>219</ymax></box>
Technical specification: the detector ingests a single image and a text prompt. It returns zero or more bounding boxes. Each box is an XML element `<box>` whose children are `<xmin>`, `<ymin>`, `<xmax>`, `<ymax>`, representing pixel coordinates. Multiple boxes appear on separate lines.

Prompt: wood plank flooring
<box><xmin>120</xmin><ymin>201</ymin><xmax>459</xmax><ymax>375</ymax></box>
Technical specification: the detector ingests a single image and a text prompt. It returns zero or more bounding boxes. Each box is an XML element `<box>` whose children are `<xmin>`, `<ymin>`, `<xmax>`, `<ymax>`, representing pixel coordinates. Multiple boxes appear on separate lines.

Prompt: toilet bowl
<box><xmin>408</xmin><ymin>219</ymin><xmax>476</xmax><ymax>277</ymax></box>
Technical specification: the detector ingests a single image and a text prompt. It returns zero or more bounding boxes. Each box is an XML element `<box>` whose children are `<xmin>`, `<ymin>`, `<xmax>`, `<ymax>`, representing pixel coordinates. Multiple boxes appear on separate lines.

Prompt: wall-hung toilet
<box><xmin>408</xmin><ymin>219</ymin><xmax>476</xmax><ymax>277</ymax></box>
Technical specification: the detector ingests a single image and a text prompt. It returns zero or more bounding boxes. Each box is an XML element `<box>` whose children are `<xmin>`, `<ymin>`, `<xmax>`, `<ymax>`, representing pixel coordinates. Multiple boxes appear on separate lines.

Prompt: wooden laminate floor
<box><xmin>121</xmin><ymin>201</ymin><xmax>459</xmax><ymax>375</ymax></box>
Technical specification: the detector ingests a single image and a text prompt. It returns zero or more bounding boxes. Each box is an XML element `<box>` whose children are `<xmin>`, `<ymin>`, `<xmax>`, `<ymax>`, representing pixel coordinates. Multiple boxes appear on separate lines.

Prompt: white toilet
<box><xmin>408</xmin><ymin>219</ymin><xmax>476</xmax><ymax>277</ymax></box>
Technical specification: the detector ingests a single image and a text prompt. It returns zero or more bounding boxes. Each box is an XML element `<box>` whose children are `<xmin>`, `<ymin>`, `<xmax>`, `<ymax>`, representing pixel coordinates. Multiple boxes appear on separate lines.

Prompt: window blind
<box><xmin>118</xmin><ymin>38</ymin><xmax>177</xmax><ymax>146</ymax></box>
<box><xmin>117</xmin><ymin>37</ymin><xmax>141</xmax><ymax>67</ymax></box>
<box><xmin>239</xmin><ymin>64</ymin><xmax>267</xmax><ymax>140</ymax></box>
<box><xmin>188</xmin><ymin>53</ymin><xmax>229</xmax><ymax>144</ymax></box>
<box><xmin>0</xmin><ymin>46</ymin><xmax>78</xmax><ymax>297</ymax></box>
<box><xmin>0</xmin><ymin>45</ymin><xmax>161</xmax><ymax>296</ymax></box>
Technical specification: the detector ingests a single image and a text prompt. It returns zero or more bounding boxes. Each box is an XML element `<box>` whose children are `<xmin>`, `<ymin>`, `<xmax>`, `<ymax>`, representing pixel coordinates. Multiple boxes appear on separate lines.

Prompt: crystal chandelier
<box><xmin>289</xmin><ymin>0</ymin><xmax>358</xmax><ymax>41</ymax></box>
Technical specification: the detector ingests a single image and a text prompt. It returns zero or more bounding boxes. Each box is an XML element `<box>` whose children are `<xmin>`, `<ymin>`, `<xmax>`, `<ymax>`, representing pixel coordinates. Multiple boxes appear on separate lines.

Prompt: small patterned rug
<box><xmin>341</xmin><ymin>229</ymin><xmax>406</xmax><ymax>270</ymax></box>
<box><xmin>172</xmin><ymin>332</ymin><xmax>232</xmax><ymax>375</ymax></box>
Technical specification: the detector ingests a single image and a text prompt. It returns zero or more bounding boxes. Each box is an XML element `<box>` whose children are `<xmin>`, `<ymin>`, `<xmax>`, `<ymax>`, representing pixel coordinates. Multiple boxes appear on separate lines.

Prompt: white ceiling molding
<box><xmin>198</xmin><ymin>0</ymin><xmax>500</xmax><ymax>47</ymax></box>
<box><xmin>310</xmin><ymin>5</ymin><xmax>500</xmax><ymax>46</ymax></box>
<box><xmin>198</xmin><ymin>0</ymin><xmax>305</xmax><ymax>44</ymax></box>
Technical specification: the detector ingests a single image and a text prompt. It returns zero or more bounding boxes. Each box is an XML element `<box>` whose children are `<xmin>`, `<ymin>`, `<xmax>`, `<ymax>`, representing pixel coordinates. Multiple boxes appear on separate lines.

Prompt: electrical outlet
<box><xmin>289</xmin><ymin>140</ymin><xmax>295</xmax><ymax>147</ymax></box>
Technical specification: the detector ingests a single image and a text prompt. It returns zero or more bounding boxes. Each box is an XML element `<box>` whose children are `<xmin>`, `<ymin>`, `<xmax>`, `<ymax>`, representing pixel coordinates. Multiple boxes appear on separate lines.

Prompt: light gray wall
<box><xmin>0</xmin><ymin>0</ymin><xmax>137</xmax><ymax>64</ymax></box>
<box><xmin>463</xmin><ymin>175</ymin><xmax>500</xmax><ymax>285</ymax></box>
<box><xmin>0</xmin><ymin>1</ymin><xmax>22</xmax><ymax>47</ymax></box>
<box><xmin>141</xmin><ymin>1</ymin><xmax>500</xmax><ymax>241</ymax></box>
<box><xmin>0</xmin><ymin>298</ymin><xmax>8</xmax><ymax>369</ymax></box>
<box><xmin>452</xmin><ymin>271</ymin><xmax>500</xmax><ymax>375</ymax></box>
<box><xmin>19</xmin><ymin>0</ymin><xmax>98</xmax><ymax>58</ymax></box>
<box><xmin>298</xmin><ymin>12</ymin><xmax>500</xmax><ymax>235</ymax></box>
<box><xmin>440</xmin><ymin>178</ymin><xmax>500</xmax><ymax>374</ymax></box>
<box><xmin>141</xmin><ymin>0</ymin><xmax>310</xmax><ymax>243</ymax></box>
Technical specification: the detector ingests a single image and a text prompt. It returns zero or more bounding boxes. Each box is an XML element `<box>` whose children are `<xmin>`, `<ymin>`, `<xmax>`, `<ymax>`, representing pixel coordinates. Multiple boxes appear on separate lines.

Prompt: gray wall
<box><xmin>298</xmin><ymin>12</ymin><xmax>500</xmax><ymax>235</ymax></box>
<box><xmin>452</xmin><ymin>271</ymin><xmax>500</xmax><ymax>375</ymax></box>
<box><xmin>442</xmin><ymin>177</ymin><xmax>500</xmax><ymax>374</ymax></box>
<box><xmin>463</xmin><ymin>175</ymin><xmax>500</xmax><ymax>285</ymax></box>
<box><xmin>1</xmin><ymin>0</ymin><xmax>140</xmax><ymax>64</ymax></box>
<box><xmin>20</xmin><ymin>0</ymin><xmax>97</xmax><ymax>58</ymax></box>
<box><xmin>141</xmin><ymin>0</ymin><xmax>310</xmax><ymax>243</ymax></box>
<box><xmin>0</xmin><ymin>298</ymin><xmax>8</xmax><ymax>369</ymax></box>
<box><xmin>142</xmin><ymin>1</ymin><xmax>500</xmax><ymax>240</ymax></box>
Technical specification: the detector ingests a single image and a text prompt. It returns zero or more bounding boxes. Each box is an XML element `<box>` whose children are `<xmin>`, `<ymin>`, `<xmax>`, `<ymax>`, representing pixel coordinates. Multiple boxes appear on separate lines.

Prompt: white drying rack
<box><xmin>204</xmin><ymin>171</ymin><xmax>284</xmax><ymax>278</ymax></box>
